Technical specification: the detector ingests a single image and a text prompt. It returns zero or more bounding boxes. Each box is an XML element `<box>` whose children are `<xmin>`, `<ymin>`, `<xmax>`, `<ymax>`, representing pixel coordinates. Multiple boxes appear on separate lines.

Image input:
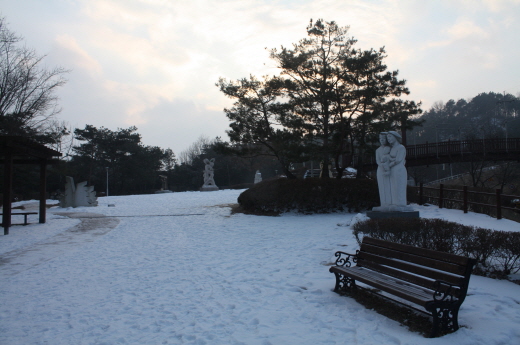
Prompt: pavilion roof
<box><xmin>0</xmin><ymin>136</ymin><xmax>62</xmax><ymax>163</ymax></box>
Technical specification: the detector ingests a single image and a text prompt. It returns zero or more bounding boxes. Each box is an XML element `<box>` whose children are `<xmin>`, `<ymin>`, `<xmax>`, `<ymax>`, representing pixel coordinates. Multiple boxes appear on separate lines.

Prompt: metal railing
<box><xmin>406</xmin><ymin>138</ymin><xmax>520</xmax><ymax>158</ymax></box>
<box><xmin>410</xmin><ymin>183</ymin><xmax>520</xmax><ymax>220</ymax></box>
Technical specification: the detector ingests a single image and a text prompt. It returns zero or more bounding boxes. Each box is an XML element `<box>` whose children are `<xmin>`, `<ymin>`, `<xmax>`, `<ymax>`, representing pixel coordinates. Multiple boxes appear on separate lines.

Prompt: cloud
<box><xmin>63</xmin><ymin>1</ymin><xmax>507</xmax><ymax>145</ymax></box>
<box><xmin>136</xmin><ymin>97</ymin><xmax>230</xmax><ymax>152</ymax></box>
<box><xmin>58</xmin><ymin>1</ymin><xmax>305</xmax><ymax>136</ymax></box>
<box><xmin>53</xmin><ymin>35</ymin><xmax>102</xmax><ymax>76</ymax></box>
<box><xmin>424</xmin><ymin>18</ymin><xmax>489</xmax><ymax>49</ymax></box>
<box><xmin>446</xmin><ymin>19</ymin><xmax>490</xmax><ymax>40</ymax></box>
<box><xmin>482</xmin><ymin>0</ymin><xmax>520</xmax><ymax>12</ymax></box>
<box><xmin>4</xmin><ymin>0</ymin><xmax>519</xmax><ymax>153</ymax></box>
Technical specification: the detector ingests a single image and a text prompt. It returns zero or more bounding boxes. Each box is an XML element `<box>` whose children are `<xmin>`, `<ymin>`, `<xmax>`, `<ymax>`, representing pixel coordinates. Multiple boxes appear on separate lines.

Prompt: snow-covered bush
<box><xmin>237</xmin><ymin>178</ymin><xmax>379</xmax><ymax>214</ymax></box>
<box><xmin>352</xmin><ymin>218</ymin><xmax>520</xmax><ymax>278</ymax></box>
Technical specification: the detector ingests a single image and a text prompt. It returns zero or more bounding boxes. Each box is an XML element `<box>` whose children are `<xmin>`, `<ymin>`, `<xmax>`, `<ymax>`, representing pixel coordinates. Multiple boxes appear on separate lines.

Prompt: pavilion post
<box><xmin>39</xmin><ymin>159</ymin><xmax>47</xmax><ymax>224</ymax></box>
<box><xmin>3</xmin><ymin>149</ymin><xmax>13</xmax><ymax>235</ymax></box>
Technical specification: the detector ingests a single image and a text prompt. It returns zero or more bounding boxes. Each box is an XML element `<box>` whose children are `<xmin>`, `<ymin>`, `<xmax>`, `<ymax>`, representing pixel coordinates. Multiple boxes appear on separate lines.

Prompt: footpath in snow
<box><xmin>1</xmin><ymin>190</ymin><xmax>519</xmax><ymax>345</ymax></box>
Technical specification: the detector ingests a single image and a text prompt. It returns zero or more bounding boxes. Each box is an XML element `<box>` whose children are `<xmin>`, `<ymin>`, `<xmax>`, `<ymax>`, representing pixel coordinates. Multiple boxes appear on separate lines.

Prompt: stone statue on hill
<box><xmin>201</xmin><ymin>158</ymin><xmax>219</xmax><ymax>192</ymax></box>
<box><xmin>254</xmin><ymin>170</ymin><xmax>262</xmax><ymax>184</ymax></box>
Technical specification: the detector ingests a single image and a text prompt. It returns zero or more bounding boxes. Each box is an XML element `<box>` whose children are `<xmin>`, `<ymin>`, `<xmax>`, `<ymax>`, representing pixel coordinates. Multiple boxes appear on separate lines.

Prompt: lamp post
<box><xmin>435</xmin><ymin>126</ymin><xmax>439</xmax><ymax>158</ymax></box>
<box><xmin>106</xmin><ymin>167</ymin><xmax>109</xmax><ymax>197</ymax></box>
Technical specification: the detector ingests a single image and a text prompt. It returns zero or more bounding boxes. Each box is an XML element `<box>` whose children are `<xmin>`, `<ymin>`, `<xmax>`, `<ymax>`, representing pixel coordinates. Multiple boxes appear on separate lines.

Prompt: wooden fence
<box><xmin>410</xmin><ymin>183</ymin><xmax>520</xmax><ymax>220</ymax></box>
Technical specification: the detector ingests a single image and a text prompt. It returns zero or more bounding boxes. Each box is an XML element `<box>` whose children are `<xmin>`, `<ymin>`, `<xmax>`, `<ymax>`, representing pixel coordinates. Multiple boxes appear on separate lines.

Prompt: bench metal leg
<box><xmin>430</xmin><ymin>305</ymin><xmax>459</xmax><ymax>337</ymax></box>
<box><xmin>24</xmin><ymin>214</ymin><xmax>28</xmax><ymax>225</ymax></box>
<box><xmin>332</xmin><ymin>272</ymin><xmax>357</xmax><ymax>293</ymax></box>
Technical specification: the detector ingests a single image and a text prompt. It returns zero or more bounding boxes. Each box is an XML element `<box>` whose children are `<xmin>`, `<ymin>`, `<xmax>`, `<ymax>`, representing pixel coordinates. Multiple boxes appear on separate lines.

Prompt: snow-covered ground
<box><xmin>1</xmin><ymin>190</ymin><xmax>519</xmax><ymax>345</ymax></box>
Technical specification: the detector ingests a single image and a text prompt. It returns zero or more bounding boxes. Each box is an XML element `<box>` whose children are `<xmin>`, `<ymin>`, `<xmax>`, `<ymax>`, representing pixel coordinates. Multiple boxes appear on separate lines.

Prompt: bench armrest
<box><xmin>333</xmin><ymin>250</ymin><xmax>358</xmax><ymax>267</ymax></box>
<box><xmin>432</xmin><ymin>280</ymin><xmax>459</xmax><ymax>302</ymax></box>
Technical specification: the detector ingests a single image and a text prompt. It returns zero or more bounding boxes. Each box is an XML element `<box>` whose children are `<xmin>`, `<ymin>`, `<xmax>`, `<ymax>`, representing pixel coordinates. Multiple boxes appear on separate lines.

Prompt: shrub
<box><xmin>493</xmin><ymin>231</ymin><xmax>520</xmax><ymax>276</ymax></box>
<box><xmin>237</xmin><ymin>178</ymin><xmax>379</xmax><ymax>214</ymax></box>
<box><xmin>352</xmin><ymin>218</ymin><xmax>520</xmax><ymax>278</ymax></box>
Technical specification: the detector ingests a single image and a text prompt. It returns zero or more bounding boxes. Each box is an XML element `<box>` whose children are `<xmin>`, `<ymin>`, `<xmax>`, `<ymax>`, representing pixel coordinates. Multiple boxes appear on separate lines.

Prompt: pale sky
<box><xmin>2</xmin><ymin>0</ymin><xmax>520</xmax><ymax>154</ymax></box>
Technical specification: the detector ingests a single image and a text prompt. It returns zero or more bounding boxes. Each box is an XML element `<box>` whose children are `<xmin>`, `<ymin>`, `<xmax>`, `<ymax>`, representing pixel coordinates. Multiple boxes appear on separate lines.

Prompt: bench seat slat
<box><xmin>0</xmin><ymin>212</ymin><xmax>38</xmax><ymax>226</ymax></box>
<box><xmin>358</xmin><ymin>260</ymin><xmax>463</xmax><ymax>298</ymax></box>
<box><xmin>0</xmin><ymin>212</ymin><xmax>38</xmax><ymax>214</ymax></box>
<box><xmin>330</xmin><ymin>266</ymin><xmax>434</xmax><ymax>306</ymax></box>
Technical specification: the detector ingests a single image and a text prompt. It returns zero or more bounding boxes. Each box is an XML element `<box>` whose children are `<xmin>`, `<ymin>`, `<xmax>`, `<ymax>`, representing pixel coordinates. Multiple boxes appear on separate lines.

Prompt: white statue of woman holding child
<box><xmin>373</xmin><ymin>130</ymin><xmax>413</xmax><ymax>212</ymax></box>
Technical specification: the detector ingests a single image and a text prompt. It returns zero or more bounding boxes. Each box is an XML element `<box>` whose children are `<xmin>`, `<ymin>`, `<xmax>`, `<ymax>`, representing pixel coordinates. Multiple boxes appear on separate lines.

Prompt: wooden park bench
<box><xmin>329</xmin><ymin>237</ymin><xmax>477</xmax><ymax>337</ymax></box>
<box><xmin>1</xmin><ymin>212</ymin><xmax>38</xmax><ymax>226</ymax></box>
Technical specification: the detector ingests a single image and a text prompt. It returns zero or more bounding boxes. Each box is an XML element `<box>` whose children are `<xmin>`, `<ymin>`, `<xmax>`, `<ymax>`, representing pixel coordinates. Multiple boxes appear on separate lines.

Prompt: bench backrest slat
<box><xmin>357</xmin><ymin>237</ymin><xmax>475</xmax><ymax>299</ymax></box>
<box><xmin>363</xmin><ymin>237</ymin><xmax>473</xmax><ymax>267</ymax></box>
<box><xmin>360</xmin><ymin>244</ymin><xmax>467</xmax><ymax>277</ymax></box>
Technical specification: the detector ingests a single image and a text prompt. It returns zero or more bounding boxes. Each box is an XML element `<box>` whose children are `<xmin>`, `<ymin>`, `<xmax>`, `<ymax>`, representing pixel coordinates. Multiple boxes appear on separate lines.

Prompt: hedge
<box><xmin>237</xmin><ymin>178</ymin><xmax>380</xmax><ymax>214</ymax></box>
<box><xmin>352</xmin><ymin>218</ymin><xmax>520</xmax><ymax>278</ymax></box>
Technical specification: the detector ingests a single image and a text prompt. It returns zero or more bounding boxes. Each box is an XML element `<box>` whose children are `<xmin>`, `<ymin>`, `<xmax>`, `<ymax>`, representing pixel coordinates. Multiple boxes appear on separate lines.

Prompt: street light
<box><xmin>435</xmin><ymin>123</ymin><xmax>451</xmax><ymax>178</ymax></box>
<box><xmin>496</xmin><ymin>98</ymin><xmax>518</xmax><ymax>151</ymax></box>
<box><xmin>458</xmin><ymin>127</ymin><xmax>464</xmax><ymax>158</ymax></box>
<box><xmin>106</xmin><ymin>167</ymin><xmax>109</xmax><ymax>197</ymax></box>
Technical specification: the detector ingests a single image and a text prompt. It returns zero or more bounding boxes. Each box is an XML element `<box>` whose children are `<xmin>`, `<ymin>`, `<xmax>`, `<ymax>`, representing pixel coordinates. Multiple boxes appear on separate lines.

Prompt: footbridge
<box><xmin>363</xmin><ymin>138</ymin><xmax>520</xmax><ymax>170</ymax></box>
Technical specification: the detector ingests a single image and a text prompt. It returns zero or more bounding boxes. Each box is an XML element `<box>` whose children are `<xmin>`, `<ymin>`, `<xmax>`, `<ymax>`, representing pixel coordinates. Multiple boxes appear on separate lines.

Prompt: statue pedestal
<box><xmin>366</xmin><ymin>210</ymin><xmax>420</xmax><ymax>219</ymax></box>
<box><xmin>254</xmin><ymin>170</ymin><xmax>262</xmax><ymax>184</ymax></box>
<box><xmin>200</xmin><ymin>185</ymin><xmax>219</xmax><ymax>192</ymax></box>
<box><xmin>155</xmin><ymin>190</ymin><xmax>173</xmax><ymax>194</ymax></box>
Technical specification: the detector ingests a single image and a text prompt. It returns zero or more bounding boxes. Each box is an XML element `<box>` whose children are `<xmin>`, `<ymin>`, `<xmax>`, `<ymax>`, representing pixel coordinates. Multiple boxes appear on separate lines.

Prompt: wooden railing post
<box><xmin>439</xmin><ymin>184</ymin><xmax>444</xmax><ymax>209</ymax></box>
<box><xmin>419</xmin><ymin>183</ymin><xmax>424</xmax><ymax>205</ymax></box>
<box><xmin>496</xmin><ymin>189</ymin><xmax>502</xmax><ymax>220</ymax></box>
<box><xmin>463</xmin><ymin>186</ymin><xmax>468</xmax><ymax>213</ymax></box>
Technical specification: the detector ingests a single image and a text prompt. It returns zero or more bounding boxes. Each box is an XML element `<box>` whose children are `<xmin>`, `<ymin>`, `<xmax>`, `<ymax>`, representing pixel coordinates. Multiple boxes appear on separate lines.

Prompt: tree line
<box><xmin>408</xmin><ymin>92</ymin><xmax>520</xmax><ymax>145</ymax></box>
<box><xmin>63</xmin><ymin>128</ymin><xmax>283</xmax><ymax>196</ymax></box>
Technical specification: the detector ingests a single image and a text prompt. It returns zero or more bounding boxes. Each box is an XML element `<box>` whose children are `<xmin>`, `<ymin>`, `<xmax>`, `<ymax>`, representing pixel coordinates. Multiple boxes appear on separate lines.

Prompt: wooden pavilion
<box><xmin>1</xmin><ymin>136</ymin><xmax>62</xmax><ymax>235</ymax></box>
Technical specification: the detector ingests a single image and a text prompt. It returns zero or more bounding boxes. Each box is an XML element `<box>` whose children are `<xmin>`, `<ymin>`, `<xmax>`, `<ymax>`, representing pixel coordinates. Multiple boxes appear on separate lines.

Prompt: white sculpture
<box><xmin>160</xmin><ymin>175</ymin><xmax>168</xmax><ymax>190</ymax></box>
<box><xmin>372</xmin><ymin>131</ymin><xmax>413</xmax><ymax>212</ymax></box>
<box><xmin>254</xmin><ymin>170</ymin><xmax>262</xmax><ymax>184</ymax></box>
<box><xmin>201</xmin><ymin>158</ymin><xmax>219</xmax><ymax>191</ymax></box>
<box><xmin>156</xmin><ymin>175</ymin><xmax>173</xmax><ymax>193</ymax></box>
<box><xmin>60</xmin><ymin>176</ymin><xmax>98</xmax><ymax>207</ymax></box>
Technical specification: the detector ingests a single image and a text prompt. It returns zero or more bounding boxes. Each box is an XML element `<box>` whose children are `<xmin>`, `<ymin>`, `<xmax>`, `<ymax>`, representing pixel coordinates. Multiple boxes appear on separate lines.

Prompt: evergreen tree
<box><xmin>69</xmin><ymin>125</ymin><xmax>172</xmax><ymax>195</ymax></box>
<box><xmin>218</xmin><ymin>19</ymin><xmax>422</xmax><ymax>178</ymax></box>
<box><xmin>217</xmin><ymin>75</ymin><xmax>304</xmax><ymax>178</ymax></box>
